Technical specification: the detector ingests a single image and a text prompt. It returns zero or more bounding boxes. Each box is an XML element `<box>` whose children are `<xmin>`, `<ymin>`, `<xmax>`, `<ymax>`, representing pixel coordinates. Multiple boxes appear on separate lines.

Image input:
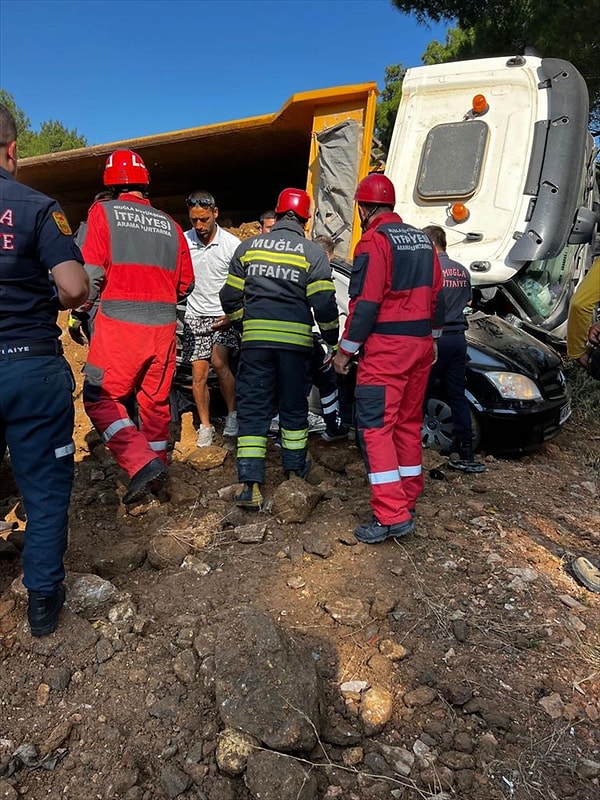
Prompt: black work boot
<box><xmin>123</xmin><ymin>458</ymin><xmax>169</xmax><ymax>505</ymax></box>
<box><xmin>286</xmin><ymin>457</ymin><xmax>313</xmax><ymax>480</ymax></box>
<box><xmin>354</xmin><ymin>516</ymin><xmax>415</xmax><ymax>544</ymax></box>
<box><xmin>234</xmin><ymin>482</ymin><xmax>263</xmax><ymax>510</ymax></box>
<box><xmin>448</xmin><ymin>440</ymin><xmax>487</xmax><ymax>474</ymax></box>
<box><xmin>28</xmin><ymin>585</ymin><xmax>66</xmax><ymax>637</ymax></box>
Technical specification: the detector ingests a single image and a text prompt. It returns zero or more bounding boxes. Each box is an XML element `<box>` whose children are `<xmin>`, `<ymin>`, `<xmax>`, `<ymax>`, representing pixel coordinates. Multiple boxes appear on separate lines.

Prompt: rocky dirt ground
<box><xmin>0</xmin><ymin>326</ymin><xmax>599</xmax><ymax>800</ymax></box>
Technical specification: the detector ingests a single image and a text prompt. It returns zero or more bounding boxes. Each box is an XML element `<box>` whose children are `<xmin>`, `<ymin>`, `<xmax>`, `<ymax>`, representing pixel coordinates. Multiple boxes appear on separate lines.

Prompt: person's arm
<box><xmin>37</xmin><ymin>202</ymin><xmax>89</xmax><ymax>309</ymax></box>
<box><xmin>219</xmin><ymin>244</ymin><xmax>246</xmax><ymax>328</ymax></box>
<box><xmin>429</xmin><ymin>251</ymin><xmax>445</xmax><ymax>364</ymax></box>
<box><xmin>338</xmin><ymin>233</ymin><xmax>387</xmax><ymax>357</ymax></box>
<box><xmin>588</xmin><ymin>321</ymin><xmax>600</xmax><ymax>346</ymax></box>
<box><xmin>80</xmin><ymin>203</ymin><xmax>112</xmax><ymax>305</ymax></box>
<box><xmin>212</xmin><ymin>235</ymin><xmax>241</xmax><ymax>330</ymax></box>
<box><xmin>176</xmin><ymin>228</ymin><xmax>195</xmax><ymax>300</ymax></box>
<box><xmin>306</xmin><ymin>246</ymin><xmax>339</xmax><ymax>347</ymax></box>
<box><xmin>52</xmin><ymin>260</ymin><xmax>90</xmax><ymax>309</ymax></box>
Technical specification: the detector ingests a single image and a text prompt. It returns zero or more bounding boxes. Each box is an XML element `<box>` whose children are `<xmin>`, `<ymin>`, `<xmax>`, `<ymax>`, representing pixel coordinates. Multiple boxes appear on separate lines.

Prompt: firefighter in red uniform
<box><xmin>82</xmin><ymin>150</ymin><xmax>194</xmax><ymax>504</ymax></box>
<box><xmin>334</xmin><ymin>174</ymin><xmax>444</xmax><ymax>543</ymax></box>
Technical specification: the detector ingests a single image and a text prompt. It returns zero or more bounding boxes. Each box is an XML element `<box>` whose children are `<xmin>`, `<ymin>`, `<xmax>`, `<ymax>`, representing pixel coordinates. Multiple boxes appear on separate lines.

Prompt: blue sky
<box><xmin>0</xmin><ymin>0</ymin><xmax>449</xmax><ymax>146</ymax></box>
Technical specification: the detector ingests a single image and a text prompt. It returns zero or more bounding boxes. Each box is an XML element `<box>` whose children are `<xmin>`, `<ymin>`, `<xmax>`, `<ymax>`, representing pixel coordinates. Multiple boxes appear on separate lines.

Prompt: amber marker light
<box><xmin>450</xmin><ymin>202</ymin><xmax>469</xmax><ymax>223</ymax></box>
<box><xmin>472</xmin><ymin>94</ymin><xmax>489</xmax><ymax>114</ymax></box>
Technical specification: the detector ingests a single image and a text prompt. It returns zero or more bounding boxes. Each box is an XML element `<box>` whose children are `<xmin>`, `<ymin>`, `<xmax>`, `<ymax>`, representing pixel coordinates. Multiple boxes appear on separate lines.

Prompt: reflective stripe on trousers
<box><xmin>83</xmin><ymin>313</ymin><xmax>176</xmax><ymax>477</ymax></box>
<box><xmin>235</xmin><ymin>347</ymin><xmax>311</xmax><ymax>483</ymax></box>
<box><xmin>356</xmin><ymin>334</ymin><xmax>432</xmax><ymax>525</ymax></box>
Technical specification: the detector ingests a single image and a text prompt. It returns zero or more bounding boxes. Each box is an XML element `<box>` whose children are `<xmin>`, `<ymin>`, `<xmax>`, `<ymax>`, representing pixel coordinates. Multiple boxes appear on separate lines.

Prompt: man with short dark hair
<box><xmin>259</xmin><ymin>209</ymin><xmax>276</xmax><ymax>234</ymax></box>
<box><xmin>182</xmin><ymin>190</ymin><xmax>241</xmax><ymax>446</ymax></box>
<box><xmin>0</xmin><ymin>102</ymin><xmax>89</xmax><ymax>636</ymax></box>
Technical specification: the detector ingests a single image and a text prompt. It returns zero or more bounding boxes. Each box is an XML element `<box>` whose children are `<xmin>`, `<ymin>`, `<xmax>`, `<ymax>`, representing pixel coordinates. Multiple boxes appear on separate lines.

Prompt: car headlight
<box><xmin>484</xmin><ymin>371</ymin><xmax>542</xmax><ymax>400</ymax></box>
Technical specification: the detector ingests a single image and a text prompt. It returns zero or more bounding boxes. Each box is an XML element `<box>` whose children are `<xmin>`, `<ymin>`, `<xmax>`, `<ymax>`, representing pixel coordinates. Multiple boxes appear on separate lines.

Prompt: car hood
<box><xmin>466</xmin><ymin>313</ymin><xmax>562</xmax><ymax>378</ymax></box>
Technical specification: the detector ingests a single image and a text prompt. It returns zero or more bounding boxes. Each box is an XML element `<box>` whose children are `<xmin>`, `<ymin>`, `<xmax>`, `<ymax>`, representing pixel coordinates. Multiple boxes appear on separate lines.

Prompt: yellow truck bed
<box><xmin>18</xmin><ymin>83</ymin><xmax>378</xmax><ymax>259</ymax></box>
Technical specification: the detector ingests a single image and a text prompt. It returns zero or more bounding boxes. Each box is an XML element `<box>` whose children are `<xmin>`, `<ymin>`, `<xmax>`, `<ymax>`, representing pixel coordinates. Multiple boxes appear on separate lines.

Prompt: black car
<box><xmin>422</xmin><ymin>312</ymin><xmax>570</xmax><ymax>455</ymax></box>
<box><xmin>331</xmin><ymin>264</ymin><xmax>571</xmax><ymax>457</ymax></box>
<box><xmin>172</xmin><ymin>269</ymin><xmax>572</xmax><ymax>457</ymax></box>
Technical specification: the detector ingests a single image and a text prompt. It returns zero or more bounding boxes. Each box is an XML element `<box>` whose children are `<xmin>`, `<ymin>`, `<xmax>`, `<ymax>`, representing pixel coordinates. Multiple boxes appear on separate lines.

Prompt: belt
<box><xmin>0</xmin><ymin>340</ymin><xmax>63</xmax><ymax>359</ymax></box>
<box><xmin>372</xmin><ymin>319</ymin><xmax>431</xmax><ymax>337</ymax></box>
<box><xmin>442</xmin><ymin>329</ymin><xmax>466</xmax><ymax>336</ymax></box>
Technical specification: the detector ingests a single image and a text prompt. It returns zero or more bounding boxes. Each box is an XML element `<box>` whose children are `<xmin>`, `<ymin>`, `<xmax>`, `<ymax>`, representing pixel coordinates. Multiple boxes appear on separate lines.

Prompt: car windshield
<box><xmin>515</xmin><ymin>243</ymin><xmax>578</xmax><ymax>318</ymax></box>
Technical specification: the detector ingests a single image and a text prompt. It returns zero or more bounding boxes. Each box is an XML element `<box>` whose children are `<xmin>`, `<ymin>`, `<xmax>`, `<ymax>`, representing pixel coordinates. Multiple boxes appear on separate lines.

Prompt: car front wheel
<box><xmin>422</xmin><ymin>396</ymin><xmax>481</xmax><ymax>452</ymax></box>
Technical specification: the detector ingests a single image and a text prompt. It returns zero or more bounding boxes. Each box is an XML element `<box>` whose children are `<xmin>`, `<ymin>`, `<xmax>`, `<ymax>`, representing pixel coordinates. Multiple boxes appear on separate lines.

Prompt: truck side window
<box><xmin>416</xmin><ymin>121</ymin><xmax>489</xmax><ymax>201</ymax></box>
<box><xmin>516</xmin><ymin>245</ymin><xmax>576</xmax><ymax>318</ymax></box>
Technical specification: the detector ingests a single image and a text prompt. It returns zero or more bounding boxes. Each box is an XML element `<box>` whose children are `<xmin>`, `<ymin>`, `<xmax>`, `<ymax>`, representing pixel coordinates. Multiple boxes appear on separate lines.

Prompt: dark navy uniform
<box><xmin>0</xmin><ymin>166</ymin><xmax>83</xmax><ymax>595</ymax></box>
<box><xmin>220</xmin><ymin>218</ymin><xmax>339</xmax><ymax>482</ymax></box>
<box><xmin>426</xmin><ymin>250</ymin><xmax>473</xmax><ymax>446</ymax></box>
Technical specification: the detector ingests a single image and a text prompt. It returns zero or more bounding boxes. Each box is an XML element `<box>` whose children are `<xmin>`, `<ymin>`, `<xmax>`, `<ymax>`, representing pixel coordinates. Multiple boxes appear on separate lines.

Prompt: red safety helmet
<box><xmin>354</xmin><ymin>173</ymin><xmax>395</xmax><ymax>206</ymax></box>
<box><xmin>103</xmin><ymin>149</ymin><xmax>150</xmax><ymax>187</ymax></box>
<box><xmin>275</xmin><ymin>188</ymin><xmax>311</xmax><ymax>220</ymax></box>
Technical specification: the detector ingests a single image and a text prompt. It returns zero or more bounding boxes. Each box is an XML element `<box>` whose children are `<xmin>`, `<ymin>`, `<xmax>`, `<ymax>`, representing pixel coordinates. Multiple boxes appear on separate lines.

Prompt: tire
<box><xmin>422</xmin><ymin>396</ymin><xmax>482</xmax><ymax>452</ymax></box>
<box><xmin>422</xmin><ymin>397</ymin><xmax>454</xmax><ymax>452</ymax></box>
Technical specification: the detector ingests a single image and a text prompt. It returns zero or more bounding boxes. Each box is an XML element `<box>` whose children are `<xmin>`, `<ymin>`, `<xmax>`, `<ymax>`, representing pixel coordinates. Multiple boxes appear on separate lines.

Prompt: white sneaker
<box><xmin>223</xmin><ymin>411</ymin><xmax>238</xmax><ymax>437</ymax></box>
<box><xmin>307</xmin><ymin>411</ymin><xmax>326</xmax><ymax>434</ymax></box>
<box><xmin>196</xmin><ymin>424</ymin><xmax>215</xmax><ymax>447</ymax></box>
<box><xmin>269</xmin><ymin>415</ymin><xmax>280</xmax><ymax>434</ymax></box>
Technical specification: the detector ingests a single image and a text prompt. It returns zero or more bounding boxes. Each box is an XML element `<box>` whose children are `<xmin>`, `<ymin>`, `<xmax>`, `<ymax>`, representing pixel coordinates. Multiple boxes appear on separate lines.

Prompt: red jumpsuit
<box><xmin>82</xmin><ymin>194</ymin><xmax>193</xmax><ymax>478</ymax></box>
<box><xmin>339</xmin><ymin>212</ymin><xmax>444</xmax><ymax>525</ymax></box>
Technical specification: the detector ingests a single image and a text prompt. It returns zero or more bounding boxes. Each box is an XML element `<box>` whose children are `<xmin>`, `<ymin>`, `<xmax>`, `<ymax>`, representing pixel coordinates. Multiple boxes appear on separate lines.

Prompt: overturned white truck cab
<box><xmin>356</xmin><ymin>55</ymin><xmax>598</xmax><ymax>453</ymax></box>
<box><xmin>385</xmin><ymin>55</ymin><xmax>598</xmax><ymax>342</ymax></box>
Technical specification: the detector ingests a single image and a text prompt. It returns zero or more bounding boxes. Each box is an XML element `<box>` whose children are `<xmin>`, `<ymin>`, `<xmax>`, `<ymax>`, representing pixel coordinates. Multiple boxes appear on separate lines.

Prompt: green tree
<box><xmin>375</xmin><ymin>63</ymin><xmax>407</xmax><ymax>151</ymax></box>
<box><xmin>390</xmin><ymin>1</ymin><xmax>600</xmax><ymax>124</ymax></box>
<box><xmin>0</xmin><ymin>89</ymin><xmax>87</xmax><ymax>157</ymax></box>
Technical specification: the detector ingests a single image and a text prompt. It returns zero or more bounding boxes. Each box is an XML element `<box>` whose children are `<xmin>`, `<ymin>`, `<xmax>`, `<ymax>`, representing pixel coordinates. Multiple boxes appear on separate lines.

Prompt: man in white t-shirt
<box><xmin>182</xmin><ymin>191</ymin><xmax>241</xmax><ymax>447</ymax></box>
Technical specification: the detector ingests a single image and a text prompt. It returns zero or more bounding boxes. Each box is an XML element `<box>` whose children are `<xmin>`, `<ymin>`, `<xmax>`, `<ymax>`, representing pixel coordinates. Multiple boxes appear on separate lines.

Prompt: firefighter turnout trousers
<box><xmin>355</xmin><ymin>334</ymin><xmax>433</xmax><ymax>525</ymax></box>
<box><xmin>236</xmin><ymin>348</ymin><xmax>311</xmax><ymax>484</ymax></box>
<box><xmin>83</xmin><ymin>313</ymin><xmax>176</xmax><ymax>478</ymax></box>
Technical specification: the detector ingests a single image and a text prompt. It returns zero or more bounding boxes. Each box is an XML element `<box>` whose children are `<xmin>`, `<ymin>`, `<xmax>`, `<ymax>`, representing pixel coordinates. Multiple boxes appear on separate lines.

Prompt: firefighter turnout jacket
<box><xmin>220</xmin><ymin>218</ymin><xmax>339</xmax><ymax>487</ymax></box>
<box><xmin>340</xmin><ymin>213</ymin><xmax>444</xmax><ymax>356</ymax></box>
<box><xmin>220</xmin><ymin>219</ymin><xmax>339</xmax><ymax>349</ymax></box>
<box><xmin>82</xmin><ymin>194</ymin><xmax>194</xmax><ymax>479</ymax></box>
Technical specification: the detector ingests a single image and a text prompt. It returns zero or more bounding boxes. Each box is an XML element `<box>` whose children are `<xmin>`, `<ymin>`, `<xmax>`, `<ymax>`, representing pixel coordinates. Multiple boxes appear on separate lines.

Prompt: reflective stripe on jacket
<box><xmin>82</xmin><ymin>194</ymin><xmax>194</xmax><ymax>326</ymax></box>
<box><xmin>220</xmin><ymin>218</ymin><xmax>339</xmax><ymax>350</ymax></box>
<box><xmin>340</xmin><ymin>212</ymin><xmax>444</xmax><ymax>355</ymax></box>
